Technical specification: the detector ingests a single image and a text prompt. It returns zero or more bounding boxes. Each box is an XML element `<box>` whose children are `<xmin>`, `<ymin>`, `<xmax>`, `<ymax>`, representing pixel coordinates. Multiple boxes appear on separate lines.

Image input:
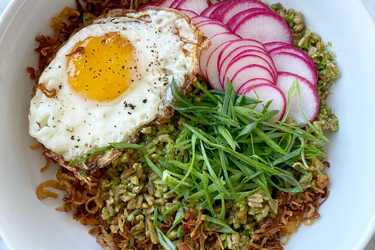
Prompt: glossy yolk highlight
<box><xmin>67</xmin><ymin>32</ymin><xmax>136</xmax><ymax>102</ymax></box>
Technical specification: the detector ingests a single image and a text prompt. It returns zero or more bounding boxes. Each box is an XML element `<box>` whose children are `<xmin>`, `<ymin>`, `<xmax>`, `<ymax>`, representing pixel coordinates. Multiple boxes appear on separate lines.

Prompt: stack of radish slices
<box><xmin>145</xmin><ymin>0</ymin><xmax>320</xmax><ymax>125</ymax></box>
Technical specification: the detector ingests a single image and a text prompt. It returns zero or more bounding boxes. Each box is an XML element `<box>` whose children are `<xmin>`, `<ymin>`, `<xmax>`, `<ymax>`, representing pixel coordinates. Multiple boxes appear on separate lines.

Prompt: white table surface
<box><xmin>0</xmin><ymin>0</ymin><xmax>374</xmax><ymax>249</ymax></box>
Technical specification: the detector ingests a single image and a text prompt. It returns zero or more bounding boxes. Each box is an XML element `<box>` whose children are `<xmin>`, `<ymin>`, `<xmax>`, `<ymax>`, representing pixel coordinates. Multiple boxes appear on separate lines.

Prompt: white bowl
<box><xmin>1</xmin><ymin>0</ymin><xmax>375</xmax><ymax>249</ymax></box>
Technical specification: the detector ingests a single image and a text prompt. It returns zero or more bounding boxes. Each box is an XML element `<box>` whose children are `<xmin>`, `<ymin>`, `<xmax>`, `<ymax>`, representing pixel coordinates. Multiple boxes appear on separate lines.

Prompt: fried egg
<box><xmin>29</xmin><ymin>9</ymin><xmax>202</xmax><ymax>161</ymax></box>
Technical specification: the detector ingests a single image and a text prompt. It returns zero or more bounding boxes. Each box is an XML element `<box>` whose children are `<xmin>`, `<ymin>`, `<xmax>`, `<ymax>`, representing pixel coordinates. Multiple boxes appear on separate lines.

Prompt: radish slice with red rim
<box><xmin>191</xmin><ymin>16</ymin><xmax>212</xmax><ymax>24</ymax></box>
<box><xmin>234</xmin><ymin>11</ymin><xmax>292</xmax><ymax>44</ymax></box>
<box><xmin>177</xmin><ymin>9</ymin><xmax>199</xmax><ymax>17</ymax></box>
<box><xmin>226</xmin><ymin>8</ymin><xmax>269</xmax><ymax>31</ymax></box>
<box><xmin>206</xmin><ymin>41</ymin><xmax>235</xmax><ymax>90</ymax></box>
<box><xmin>269</xmin><ymin>46</ymin><xmax>316</xmax><ymax>71</ymax></box>
<box><xmin>213</xmin><ymin>0</ymin><xmax>269</xmax><ymax>24</ymax></box>
<box><xmin>277</xmin><ymin>72</ymin><xmax>320</xmax><ymax>124</ymax></box>
<box><xmin>191</xmin><ymin>16</ymin><xmax>220</xmax><ymax>26</ymax></box>
<box><xmin>199</xmin><ymin>32</ymin><xmax>240</xmax><ymax>80</ymax></box>
<box><xmin>196</xmin><ymin>20</ymin><xmax>223</xmax><ymax>28</ymax></box>
<box><xmin>197</xmin><ymin>22</ymin><xmax>231</xmax><ymax>39</ymax></box>
<box><xmin>201</xmin><ymin>2</ymin><xmax>226</xmax><ymax>17</ymax></box>
<box><xmin>170</xmin><ymin>0</ymin><xmax>183</xmax><ymax>8</ymax></box>
<box><xmin>175</xmin><ymin>0</ymin><xmax>209</xmax><ymax>14</ymax></box>
<box><xmin>206</xmin><ymin>39</ymin><xmax>262</xmax><ymax>90</ymax></box>
<box><xmin>240</xmin><ymin>83</ymin><xmax>286</xmax><ymax>120</ymax></box>
<box><xmin>264</xmin><ymin>41</ymin><xmax>289</xmax><ymax>51</ymax></box>
<box><xmin>271</xmin><ymin>52</ymin><xmax>317</xmax><ymax>85</ymax></box>
<box><xmin>229</xmin><ymin>50</ymin><xmax>277</xmax><ymax>80</ymax></box>
<box><xmin>216</xmin><ymin>39</ymin><xmax>266</xmax><ymax>79</ymax></box>
<box><xmin>237</xmin><ymin>78</ymin><xmax>274</xmax><ymax>93</ymax></box>
<box><xmin>159</xmin><ymin>0</ymin><xmax>175</xmax><ymax>7</ymax></box>
<box><xmin>217</xmin><ymin>39</ymin><xmax>265</xmax><ymax>65</ymax></box>
<box><xmin>196</xmin><ymin>20</ymin><xmax>224</xmax><ymax>27</ymax></box>
<box><xmin>220</xmin><ymin>50</ymin><xmax>274</xmax><ymax>86</ymax></box>
<box><xmin>230</xmin><ymin>65</ymin><xmax>275</xmax><ymax>91</ymax></box>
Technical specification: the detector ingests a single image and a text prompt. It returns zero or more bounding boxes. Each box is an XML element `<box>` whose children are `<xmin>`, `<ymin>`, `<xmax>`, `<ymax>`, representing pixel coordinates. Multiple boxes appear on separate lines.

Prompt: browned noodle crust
<box><xmin>31</xmin><ymin>1</ymin><xmax>330</xmax><ymax>249</ymax></box>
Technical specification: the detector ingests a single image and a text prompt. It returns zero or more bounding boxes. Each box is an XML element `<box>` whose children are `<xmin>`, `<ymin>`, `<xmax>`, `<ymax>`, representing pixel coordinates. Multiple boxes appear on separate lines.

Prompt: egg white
<box><xmin>29</xmin><ymin>9</ymin><xmax>201</xmax><ymax>160</ymax></box>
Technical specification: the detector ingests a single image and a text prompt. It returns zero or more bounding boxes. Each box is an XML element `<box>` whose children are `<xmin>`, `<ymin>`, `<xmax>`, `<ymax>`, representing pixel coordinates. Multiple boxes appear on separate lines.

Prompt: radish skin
<box><xmin>199</xmin><ymin>32</ymin><xmax>240</xmax><ymax>79</ymax></box>
<box><xmin>196</xmin><ymin>20</ymin><xmax>224</xmax><ymax>27</ymax></box>
<box><xmin>264</xmin><ymin>41</ymin><xmax>289</xmax><ymax>51</ymax></box>
<box><xmin>159</xmin><ymin>0</ymin><xmax>175</xmax><ymax>7</ymax></box>
<box><xmin>230</xmin><ymin>50</ymin><xmax>277</xmax><ymax>80</ymax></box>
<box><xmin>240</xmin><ymin>83</ymin><xmax>287</xmax><ymax>120</ymax></box>
<box><xmin>234</xmin><ymin>11</ymin><xmax>292</xmax><ymax>44</ymax></box>
<box><xmin>277</xmin><ymin>72</ymin><xmax>320</xmax><ymax>124</ymax></box>
<box><xmin>206</xmin><ymin>41</ymin><xmax>235</xmax><ymax>90</ymax></box>
<box><xmin>170</xmin><ymin>0</ymin><xmax>184</xmax><ymax>8</ymax></box>
<box><xmin>216</xmin><ymin>39</ymin><xmax>266</xmax><ymax>80</ymax></box>
<box><xmin>191</xmin><ymin>16</ymin><xmax>212</xmax><ymax>24</ymax></box>
<box><xmin>271</xmin><ymin>52</ymin><xmax>317</xmax><ymax>85</ymax></box>
<box><xmin>219</xmin><ymin>46</ymin><xmax>275</xmax><ymax>86</ymax></box>
<box><xmin>201</xmin><ymin>2</ymin><xmax>226</xmax><ymax>17</ymax></box>
<box><xmin>218</xmin><ymin>1</ymin><xmax>269</xmax><ymax>24</ymax></box>
<box><xmin>229</xmin><ymin>53</ymin><xmax>275</xmax><ymax>79</ymax></box>
<box><xmin>229</xmin><ymin>64</ymin><xmax>275</xmax><ymax>90</ymax></box>
<box><xmin>210</xmin><ymin>0</ymin><xmax>268</xmax><ymax>23</ymax></box>
<box><xmin>226</xmin><ymin>8</ymin><xmax>268</xmax><ymax>31</ymax></box>
<box><xmin>198</xmin><ymin>22</ymin><xmax>231</xmax><ymax>39</ymax></box>
<box><xmin>219</xmin><ymin>47</ymin><xmax>267</xmax><ymax>78</ymax></box>
<box><xmin>237</xmin><ymin>78</ymin><xmax>274</xmax><ymax>93</ymax></box>
<box><xmin>176</xmin><ymin>0</ymin><xmax>209</xmax><ymax>14</ymax></box>
<box><xmin>270</xmin><ymin>46</ymin><xmax>316</xmax><ymax>72</ymax></box>
<box><xmin>217</xmin><ymin>39</ymin><xmax>265</xmax><ymax>66</ymax></box>
<box><xmin>177</xmin><ymin>9</ymin><xmax>198</xmax><ymax>17</ymax></box>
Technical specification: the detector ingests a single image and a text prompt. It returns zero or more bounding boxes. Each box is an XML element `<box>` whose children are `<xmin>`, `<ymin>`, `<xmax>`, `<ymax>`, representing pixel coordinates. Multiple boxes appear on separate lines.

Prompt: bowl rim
<box><xmin>0</xmin><ymin>0</ymin><xmax>375</xmax><ymax>249</ymax></box>
<box><xmin>0</xmin><ymin>2</ymin><xmax>30</xmax><ymax>249</ymax></box>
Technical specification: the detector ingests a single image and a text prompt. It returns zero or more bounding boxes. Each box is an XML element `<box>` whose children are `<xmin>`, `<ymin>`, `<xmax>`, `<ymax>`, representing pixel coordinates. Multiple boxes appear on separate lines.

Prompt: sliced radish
<box><xmin>177</xmin><ymin>9</ymin><xmax>198</xmax><ymax>17</ymax></box>
<box><xmin>219</xmin><ymin>47</ymin><xmax>274</xmax><ymax>85</ymax></box>
<box><xmin>231</xmin><ymin>53</ymin><xmax>275</xmax><ymax>78</ymax></box>
<box><xmin>226</xmin><ymin>8</ymin><xmax>268</xmax><ymax>31</ymax></box>
<box><xmin>212</xmin><ymin>0</ymin><xmax>269</xmax><ymax>24</ymax></box>
<box><xmin>240</xmin><ymin>83</ymin><xmax>286</xmax><ymax>120</ymax></box>
<box><xmin>229</xmin><ymin>50</ymin><xmax>277</xmax><ymax>80</ymax></box>
<box><xmin>159</xmin><ymin>0</ymin><xmax>175</xmax><ymax>7</ymax></box>
<box><xmin>191</xmin><ymin>16</ymin><xmax>213</xmax><ymax>25</ymax></box>
<box><xmin>199</xmin><ymin>32</ymin><xmax>240</xmax><ymax>80</ymax></box>
<box><xmin>201</xmin><ymin>2</ymin><xmax>227</xmax><ymax>17</ymax></box>
<box><xmin>234</xmin><ymin>11</ymin><xmax>292</xmax><ymax>44</ymax></box>
<box><xmin>229</xmin><ymin>64</ymin><xmax>275</xmax><ymax>91</ymax></box>
<box><xmin>264</xmin><ymin>41</ymin><xmax>289</xmax><ymax>51</ymax></box>
<box><xmin>269</xmin><ymin>46</ymin><xmax>316</xmax><ymax>72</ymax></box>
<box><xmin>218</xmin><ymin>39</ymin><xmax>265</xmax><ymax>57</ymax></box>
<box><xmin>196</xmin><ymin>20</ymin><xmax>223</xmax><ymax>27</ymax></box>
<box><xmin>170</xmin><ymin>0</ymin><xmax>183</xmax><ymax>8</ymax></box>
<box><xmin>205</xmin><ymin>39</ymin><xmax>263</xmax><ymax>90</ymax></box>
<box><xmin>237</xmin><ymin>78</ymin><xmax>274</xmax><ymax>93</ymax></box>
<box><xmin>222</xmin><ymin>52</ymin><xmax>275</xmax><ymax>87</ymax></box>
<box><xmin>206</xmin><ymin>41</ymin><xmax>235</xmax><ymax>90</ymax></box>
<box><xmin>277</xmin><ymin>72</ymin><xmax>320</xmax><ymax>124</ymax></box>
<box><xmin>271</xmin><ymin>52</ymin><xmax>317</xmax><ymax>85</ymax></box>
<box><xmin>198</xmin><ymin>22</ymin><xmax>231</xmax><ymax>39</ymax></box>
<box><xmin>217</xmin><ymin>39</ymin><xmax>265</xmax><ymax>72</ymax></box>
<box><xmin>175</xmin><ymin>0</ymin><xmax>209</xmax><ymax>14</ymax></box>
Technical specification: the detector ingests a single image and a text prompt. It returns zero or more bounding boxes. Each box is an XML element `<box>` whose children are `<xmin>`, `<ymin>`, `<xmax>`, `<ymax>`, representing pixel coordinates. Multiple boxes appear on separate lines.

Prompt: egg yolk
<box><xmin>67</xmin><ymin>32</ymin><xmax>136</xmax><ymax>102</ymax></box>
